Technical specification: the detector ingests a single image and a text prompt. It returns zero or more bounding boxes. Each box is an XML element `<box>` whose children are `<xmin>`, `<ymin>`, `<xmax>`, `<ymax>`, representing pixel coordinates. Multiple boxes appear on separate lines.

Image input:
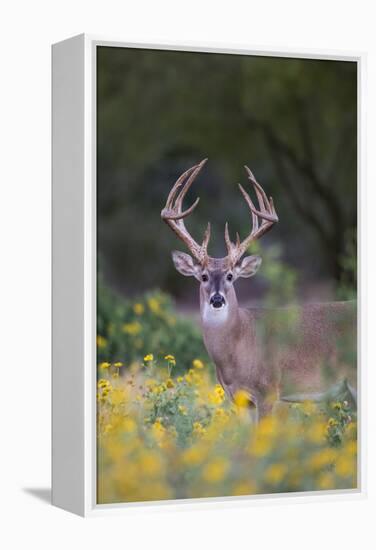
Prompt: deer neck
<box><xmin>200</xmin><ymin>285</ymin><xmax>248</xmax><ymax>384</ymax></box>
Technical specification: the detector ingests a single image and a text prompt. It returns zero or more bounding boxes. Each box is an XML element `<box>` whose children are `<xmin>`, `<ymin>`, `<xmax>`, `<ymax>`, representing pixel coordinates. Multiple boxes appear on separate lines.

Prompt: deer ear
<box><xmin>236</xmin><ymin>255</ymin><xmax>262</xmax><ymax>278</ymax></box>
<box><xmin>172</xmin><ymin>251</ymin><xmax>200</xmax><ymax>278</ymax></box>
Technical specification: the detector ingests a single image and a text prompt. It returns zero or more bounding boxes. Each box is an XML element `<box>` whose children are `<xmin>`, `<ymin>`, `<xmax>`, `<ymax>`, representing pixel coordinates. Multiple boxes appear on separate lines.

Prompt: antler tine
<box><xmin>238</xmin><ymin>182</ymin><xmax>277</xmax><ymax>224</ymax></box>
<box><xmin>165</xmin><ymin>165</ymin><xmax>196</xmax><ymax>209</ymax></box>
<box><xmin>269</xmin><ymin>196</ymin><xmax>277</xmax><ymax>217</ymax></box>
<box><xmin>224</xmin><ymin>222</ymin><xmax>232</xmax><ymax>254</ymax></box>
<box><xmin>201</xmin><ymin>222</ymin><xmax>211</xmax><ymax>256</ymax></box>
<box><xmin>244</xmin><ymin>166</ymin><xmax>266</xmax><ymax>213</ymax></box>
<box><xmin>244</xmin><ymin>166</ymin><xmax>277</xmax><ymax>219</ymax></box>
<box><xmin>163</xmin><ymin>197</ymin><xmax>201</xmax><ymax>221</ymax></box>
<box><xmin>225</xmin><ymin>223</ymin><xmax>244</xmax><ymax>263</ymax></box>
<box><xmin>238</xmin><ymin>184</ymin><xmax>260</xmax><ymax>231</ymax></box>
<box><xmin>229</xmin><ymin>167</ymin><xmax>278</xmax><ymax>264</ymax></box>
<box><xmin>161</xmin><ymin>159</ymin><xmax>211</xmax><ymax>263</ymax></box>
<box><xmin>174</xmin><ymin>159</ymin><xmax>207</xmax><ymax>214</ymax></box>
<box><xmin>240</xmin><ymin>167</ymin><xmax>279</xmax><ymax>223</ymax></box>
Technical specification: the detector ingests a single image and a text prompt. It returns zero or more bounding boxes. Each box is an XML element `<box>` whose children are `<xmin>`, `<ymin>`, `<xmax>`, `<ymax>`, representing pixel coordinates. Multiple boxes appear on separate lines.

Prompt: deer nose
<box><xmin>210</xmin><ymin>293</ymin><xmax>225</xmax><ymax>308</ymax></box>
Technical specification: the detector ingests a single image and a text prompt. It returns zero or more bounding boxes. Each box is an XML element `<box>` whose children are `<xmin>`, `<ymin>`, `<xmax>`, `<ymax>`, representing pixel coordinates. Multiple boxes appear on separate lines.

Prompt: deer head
<box><xmin>161</xmin><ymin>159</ymin><xmax>278</xmax><ymax>313</ymax></box>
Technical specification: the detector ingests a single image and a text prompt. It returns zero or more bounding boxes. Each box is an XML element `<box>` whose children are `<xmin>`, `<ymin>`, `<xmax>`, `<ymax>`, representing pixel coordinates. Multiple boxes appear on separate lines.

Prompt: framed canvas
<box><xmin>52</xmin><ymin>34</ymin><xmax>365</xmax><ymax>517</ymax></box>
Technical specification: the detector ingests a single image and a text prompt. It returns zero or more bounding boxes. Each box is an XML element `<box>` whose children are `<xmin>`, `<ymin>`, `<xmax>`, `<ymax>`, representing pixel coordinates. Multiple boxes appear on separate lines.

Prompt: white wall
<box><xmin>1</xmin><ymin>1</ymin><xmax>375</xmax><ymax>548</ymax></box>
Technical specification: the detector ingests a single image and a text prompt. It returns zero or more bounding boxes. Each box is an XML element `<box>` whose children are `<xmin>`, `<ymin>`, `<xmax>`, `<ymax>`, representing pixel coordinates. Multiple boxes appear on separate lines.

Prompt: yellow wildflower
<box><xmin>257</xmin><ymin>416</ymin><xmax>277</xmax><ymax>438</ymax></box>
<box><xmin>164</xmin><ymin>354</ymin><xmax>176</xmax><ymax>366</ymax></box>
<box><xmin>123</xmin><ymin>418</ymin><xmax>136</xmax><ymax>433</ymax></box>
<box><xmin>345</xmin><ymin>421</ymin><xmax>357</xmax><ymax>438</ymax></box>
<box><xmin>139</xmin><ymin>453</ymin><xmax>163</xmax><ymax>476</ymax></box>
<box><xmin>145</xmin><ymin>378</ymin><xmax>157</xmax><ymax>388</ymax></box>
<box><xmin>96</xmin><ymin>335</ymin><xmax>107</xmax><ymax>348</ymax></box>
<box><xmin>234</xmin><ymin>389</ymin><xmax>251</xmax><ymax>409</ymax></box>
<box><xmin>264</xmin><ymin>463</ymin><xmax>287</xmax><ymax>485</ymax></box>
<box><xmin>202</xmin><ymin>458</ymin><xmax>229</xmax><ymax>483</ymax></box>
<box><xmin>249</xmin><ymin>436</ymin><xmax>272</xmax><ymax>457</ymax></box>
<box><xmin>144</xmin><ymin>353</ymin><xmax>154</xmax><ymax>362</ymax></box>
<box><xmin>152</xmin><ymin>419</ymin><xmax>166</xmax><ymax>442</ymax></box>
<box><xmin>113</xmin><ymin>361</ymin><xmax>124</xmax><ymax>368</ymax></box>
<box><xmin>111</xmin><ymin>388</ymin><xmax>125</xmax><ymax>404</ymax></box>
<box><xmin>301</xmin><ymin>400</ymin><xmax>317</xmax><ymax>416</ymax></box>
<box><xmin>208</xmin><ymin>384</ymin><xmax>225</xmax><ymax>405</ymax></box>
<box><xmin>122</xmin><ymin>321</ymin><xmax>142</xmax><ymax>335</ymax></box>
<box><xmin>193</xmin><ymin>421</ymin><xmax>206</xmax><ymax>436</ymax></box>
<box><xmin>166</xmin><ymin>378</ymin><xmax>175</xmax><ymax>389</ymax></box>
<box><xmin>344</xmin><ymin>440</ymin><xmax>357</xmax><ymax>456</ymax></box>
<box><xmin>336</xmin><ymin>455</ymin><xmax>356</xmax><ymax>478</ymax></box>
<box><xmin>309</xmin><ymin>448</ymin><xmax>337</xmax><ymax>470</ymax></box>
<box><xmin>232</xmin><ymin>480</ymin><xmax>257</xmax><ymax>496</ymax></box>
<box><xmin>185</xmin><ymin>369</ymin><xmax>203</xmax><ymax>387</ymax></box>
<box><xmin>98</xmin><ymin>378</ymin><xmax>110</xmax><ymax>389</ymax></box>
<box><xmin>133</xmin><ymin>303</ymin><xmax>145</xmax><ymax>315</ymax></box>
<box><xmin>192</xmin><ymin>359</ymin><xmax>204</xmax><ymax>369</ymax></box>
<box><xmin>215</xmin><ymin>385</ymin><xmax>225</xmax><ymax>398</ymax></box>
<box><xmin>307</xmin><ymin>422</ymin><xmax>327</xmax><ymax>444</ymax></box>
<box><xmin>317</xmin><ymin>472</ymin><xmax>335</xmax><ymax>490</ymax></box>
<box><xmin>143</xmin><ymin>482</ymin><xmax>171</xmax><ymax>500</ymax></box>
<box><xmin>147</xmin><ymin>296</ymin><xmax>161</xmax><ymax>315</ymax></box>
<box><xmin>99</xmin><ymin>361</ymin><xmax>111</xmax><ymax>370</ymax></box>
<box><xmin>182</xmin><ymin>446</ymin><xmax>205</xmax><ymax>466</ymax></box>
<box><xmin>328</xmin><ymin>417</ymin><xmax>338</xmax><ymax>427</ymax></box>
<box><xmin>177</xmin><ymin>376</ymin><xmax>184</xmax><ymax>383</ymax></box>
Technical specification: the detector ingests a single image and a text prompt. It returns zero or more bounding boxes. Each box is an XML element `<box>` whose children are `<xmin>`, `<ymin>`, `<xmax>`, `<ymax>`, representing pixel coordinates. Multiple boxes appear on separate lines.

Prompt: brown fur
<box><xmin>201</xmin><ymin>284</ymin><xmax>356</xmax><ymax>417</ymax></box>
<box><xmin>164</xmin><ymin>162</ymin><xmax>356</xmax><ymax>419</ymax></box>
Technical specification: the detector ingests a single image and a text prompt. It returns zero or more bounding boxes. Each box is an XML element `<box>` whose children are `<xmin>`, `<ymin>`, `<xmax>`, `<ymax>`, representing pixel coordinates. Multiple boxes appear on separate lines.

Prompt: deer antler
<box><xmin>162</xmin><ymin>161</ymin><xmax>278</xmax><ymax>266</ymax></box>
<box><xmin>225</xmin><ymin>166</ymin><xmax>278</xmax><ymax>265</ymax></box>
<box><xmin>161</xmin><ymin>159</ymin><xmax>211</xmax><ymax>264</ymax></box>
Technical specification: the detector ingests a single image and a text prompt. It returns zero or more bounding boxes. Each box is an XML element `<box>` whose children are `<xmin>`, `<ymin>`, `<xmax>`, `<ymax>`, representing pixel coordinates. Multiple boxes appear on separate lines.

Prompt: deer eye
<box><xmin>202</xmin><ymin>274</ymin><xmax>209</xmax><ymax>282</ymax></box>
<box><xmin>226</xmin><ymin>273</ymin><xmax>233</xmax><ymax>282</ymax></box>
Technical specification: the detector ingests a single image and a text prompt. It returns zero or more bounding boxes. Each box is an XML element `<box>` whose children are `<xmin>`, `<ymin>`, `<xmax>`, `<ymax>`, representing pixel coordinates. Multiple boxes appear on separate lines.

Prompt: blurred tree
<box><xmin>97</xmin><ymin>48</ymin><xmax>357</xmax><ymax>299</ymax></box>
<box><xmin>240</xmin><ymin>57</ymin><xmax>357</xmax><ymax>281</ymax></box>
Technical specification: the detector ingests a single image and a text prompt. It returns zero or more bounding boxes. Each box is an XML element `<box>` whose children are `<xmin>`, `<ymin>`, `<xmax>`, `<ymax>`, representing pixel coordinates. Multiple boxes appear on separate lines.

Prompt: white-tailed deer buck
<box><xmin>161</xmin><ymin>159</ymin><xmax>356</xmax><ymax>419</ymax></box>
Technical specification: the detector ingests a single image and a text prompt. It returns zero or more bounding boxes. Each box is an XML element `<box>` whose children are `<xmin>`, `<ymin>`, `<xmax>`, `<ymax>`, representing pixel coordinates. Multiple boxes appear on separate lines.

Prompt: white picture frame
<box><xmin>52</xmin><ymin>33</ymin><xmax>366</xmax><ymax>517</ymax></box>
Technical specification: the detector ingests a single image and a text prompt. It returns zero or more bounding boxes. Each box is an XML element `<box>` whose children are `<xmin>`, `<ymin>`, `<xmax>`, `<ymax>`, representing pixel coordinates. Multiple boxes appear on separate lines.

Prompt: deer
<box><xmin>161</xmin><ymin>159</ymin><xmax>357</xmax><ymax>420</ymax></box>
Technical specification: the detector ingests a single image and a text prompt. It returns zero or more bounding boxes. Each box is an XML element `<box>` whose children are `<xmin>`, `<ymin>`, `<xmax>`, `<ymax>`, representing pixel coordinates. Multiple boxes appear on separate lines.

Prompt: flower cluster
<box><xmin>97</xmin><ymin>355</ymin><xmax>357</xmax><ymax>504</ymax></box>
<box><xmin>97</xmin><ymin>284</ymin><xmax>209</xmax><ymax>370</ymax></box>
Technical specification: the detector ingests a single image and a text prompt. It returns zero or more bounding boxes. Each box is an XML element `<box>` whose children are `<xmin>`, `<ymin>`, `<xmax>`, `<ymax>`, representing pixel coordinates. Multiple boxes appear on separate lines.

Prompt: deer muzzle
<box><xmin>210</xmin><ymin>293</ymin><xmax>226</xmax><ymax>309</ymax></box>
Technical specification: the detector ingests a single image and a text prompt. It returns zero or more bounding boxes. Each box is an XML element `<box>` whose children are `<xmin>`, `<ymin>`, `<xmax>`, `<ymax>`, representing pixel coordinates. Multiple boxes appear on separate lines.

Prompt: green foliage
<box><xmin>97</xmin><ymin>273</ymin><xmax>209</xmax><ymax>374</ymax></box>
<box><xmin>250</xmin><ymin>241</ymin><xmax>298</xmax><ymax>306</ymax></box>
<box><xmin>287</xmin><ymin>396</ymin><xmax>356</xmax><ymax>449</ymax></box>
<box><xmin>97</xmin><ymin>48</ymin><xmax>357</xmax><ymax>294</ymax></box>
<box><xmin>325</xmin><ymin>400</ymin><xmax>356</xmax><ymax>447</ymax></box>
<box><xmin>142</xmin><ymin>361</ymin><xmax>216</xmax><ymax>447</ymax></box>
